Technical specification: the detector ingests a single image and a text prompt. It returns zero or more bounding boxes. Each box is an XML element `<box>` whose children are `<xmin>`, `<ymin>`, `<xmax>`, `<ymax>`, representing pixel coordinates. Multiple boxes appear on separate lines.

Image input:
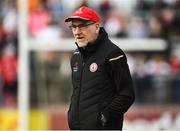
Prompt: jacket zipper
<box><xmin>75</xmin><ymin>42</ymin><xmax>86</xmax><ymax>128</ymax></box>
<box><xmin>77</xmin><ymin>52</ymin><xmax>85</xmax><ymax>128</ymax></box>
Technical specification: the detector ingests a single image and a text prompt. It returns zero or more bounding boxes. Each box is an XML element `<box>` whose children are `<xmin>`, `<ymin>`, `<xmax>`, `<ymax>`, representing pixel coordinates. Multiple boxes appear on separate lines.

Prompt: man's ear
<box><xmin>95</xmin><ymin>23</ymin><xmax>100</xmax><ymax>33</ymax></box>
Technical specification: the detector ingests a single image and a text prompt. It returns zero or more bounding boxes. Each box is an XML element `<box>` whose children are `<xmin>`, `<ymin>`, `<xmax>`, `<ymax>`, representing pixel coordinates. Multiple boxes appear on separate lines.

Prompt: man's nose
<box><xmin>74</xmin><ymin>27</ymin><xmax>82</xmax><ymax>34</ymax></box>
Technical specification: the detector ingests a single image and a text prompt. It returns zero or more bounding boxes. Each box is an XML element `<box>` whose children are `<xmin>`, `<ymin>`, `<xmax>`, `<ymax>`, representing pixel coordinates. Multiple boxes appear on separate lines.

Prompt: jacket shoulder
<box><xmin>102</xmin><ymin>39</ymin><xmax>125</xmax><ymax>56</ymax></box>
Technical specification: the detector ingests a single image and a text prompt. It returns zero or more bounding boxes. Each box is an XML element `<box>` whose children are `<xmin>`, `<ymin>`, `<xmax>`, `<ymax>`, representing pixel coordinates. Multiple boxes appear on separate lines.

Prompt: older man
<box><xmin>65</xmin><ymin>6</ymin><xmax>135</xmax><ymax>130</ymax></box>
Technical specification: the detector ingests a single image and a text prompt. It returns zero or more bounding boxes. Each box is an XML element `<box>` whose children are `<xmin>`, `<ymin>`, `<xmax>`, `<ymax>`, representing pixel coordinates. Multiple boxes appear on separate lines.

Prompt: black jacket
<box><xmin>68</xmin><ymin>28</ymin><xmax>135</xmax><ymax>130</ymax></box>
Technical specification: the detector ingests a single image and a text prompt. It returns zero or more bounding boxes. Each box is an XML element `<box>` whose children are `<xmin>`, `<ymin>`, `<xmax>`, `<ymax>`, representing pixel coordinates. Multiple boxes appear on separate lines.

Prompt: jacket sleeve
<box><xmin>102</xmin><ymin>50</ymin><xmax>135</xmax><ymax>120</ymax></box>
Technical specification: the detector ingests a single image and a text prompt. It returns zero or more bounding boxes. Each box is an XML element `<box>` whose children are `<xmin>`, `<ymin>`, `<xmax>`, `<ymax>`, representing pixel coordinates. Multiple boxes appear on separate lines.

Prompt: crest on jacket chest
<box><xmin>89</xmin><ymin>62</ymin><xmax>98</xmax><ymax>72</ymax></box>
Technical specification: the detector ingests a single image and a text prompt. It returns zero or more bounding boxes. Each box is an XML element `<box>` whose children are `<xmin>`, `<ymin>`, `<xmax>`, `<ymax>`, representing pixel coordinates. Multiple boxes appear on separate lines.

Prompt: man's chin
<box><xmin>77</xmin><ymin>42</ymin><xmax>88</xmax><ymax>47</ymax></box>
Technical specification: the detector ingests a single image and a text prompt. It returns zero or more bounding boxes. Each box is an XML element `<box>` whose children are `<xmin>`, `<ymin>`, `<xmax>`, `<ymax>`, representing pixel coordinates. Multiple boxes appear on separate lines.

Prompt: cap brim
<box><xmin>65</xmin><ymin>16</ymin><xmax>90</xmax><ymax>22</ymax></box>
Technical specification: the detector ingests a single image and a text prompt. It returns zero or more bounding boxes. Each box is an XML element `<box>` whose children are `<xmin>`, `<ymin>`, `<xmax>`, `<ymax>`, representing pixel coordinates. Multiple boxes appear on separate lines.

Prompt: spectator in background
<box><xmin>75</xmin><ymin>0</ymin><xmax>90</xmax><ymax>10</ymax></box>
<box><xmin>2</xmin><ymin>3</ymin><xmax>17</xmax><ymax>35</ymax></box>
<box><xmin>28</xmin><ymin>0</ymin><xmax>41</xmax><ymax>12</ymax></box>
<box><xmin>104</xmin><ymin>8</ymin><xmax>127</xmax><ymax>37</ymax></box>
<box><xmin>1</xmin><ymin>0</ymin><xmax>16</xmax><ymax>18</ymax></box>
<box><xmin>98</xmin><ymin>0</ymin><xmax>112</xmax><ymax>23</ymax></box>
<box><xmin>132</xmin><ymin>54</ymin><xmax>152</xmax><ymax>103</ymax></box>
<box><xmin>172</xmin><ymin>0</ymin><xmax>180</xmax><ymax>39</ymax></box>
<box><xmin>0</xmin><ymin>21</ymin><xmax>6</xmax><ymax>54</ymax></box>
<box><xmin>171</xmin><ymin>54</ymin><xmax>180</xmax><ymax>75</ymax></box>
<box><xmin>148</xmin><ymin>16</ymin><xmax>164</xmax><ymax>38</ymax></box>
<box><xmin>159</xmin><ymin>8</ymin><xmax>176</xmax><ymax>39</ymax></box>
<box><xmin>0</xmin><ymin>0</ymin><xmax>18</xmax><ymax>108</ymax></box>
<box><xmin>1</xmin><ymin>0</ymin><xmax>18</xmax><ymax>54</ymax></box>
<box><xmin>0</xmin><ymin>46</ymin><xmax>17</xmax><ymax>108</ymax></box>
<box><xmin>46</xmin><ymin>0</ymin><xmax>67</xmax><ymax>24</ymax></box>
<box><xmin>59</xmin><ymin>53</ymin><xmax>71</xmax><ymax>102</ymax></box>
<box><xmin>0</xmin><ymin>21</ymin><xmax>5</xmax><ymax>104</ymax></box>
<box><xmin>152</xmin><ymin>0</ymin><xmax>168</xmax><ymax>12</ymax></box>
<box><xmin>135</xmin><ymin>0</ymin><xmax>152</xmax><ymax>11</ymax></box>
<box><xmin>28</xmin><ymin>2</ymin><xmax>51</xmax><ymax>36</ymax></box>
<box><xmin>149</xmin><ymin>0</ymin><xmax>168</xmax><ymax>27</ymax></box>
<box><xmin>170</xmin><ymin>54</ymin><xmax>180</xmax><ymax>103</ymax></box>
<box><xmin>0</xmin><ymin>69</ymin><xmax>3</xmax><ymax>105</ymax></box>
<box><xmin>135</xmin><ymin>0</ymin><xmax>152</xmax><ymax>19</ymax></box>
<box><xmin>127</xmin><ymin>16</ymin><xmax>149</xmax><ymax>38</ymax></box>
<box><xmin>145</xmin><ymin>54</ymin><xmax>171</xmax><ymax>104</ymax></box>
<box><xmin>174</xmin><ymin>0</ymin><xmax>180</xmax><ymax>9</ymax></box>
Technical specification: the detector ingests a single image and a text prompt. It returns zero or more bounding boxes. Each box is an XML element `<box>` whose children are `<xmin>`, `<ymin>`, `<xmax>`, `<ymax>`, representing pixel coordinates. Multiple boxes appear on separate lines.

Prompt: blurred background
<box><xmin>0</xmin><ymin>0</ymin><xmax>180</xmax><ymax>130</ymax></box>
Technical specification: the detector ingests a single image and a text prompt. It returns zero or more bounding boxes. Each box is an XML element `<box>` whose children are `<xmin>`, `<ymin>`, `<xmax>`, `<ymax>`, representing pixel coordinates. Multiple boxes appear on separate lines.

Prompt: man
<box><xmin>65</xmin><ymin>6</ymin><xmax>135</xmax><ymax>130</ymax></box>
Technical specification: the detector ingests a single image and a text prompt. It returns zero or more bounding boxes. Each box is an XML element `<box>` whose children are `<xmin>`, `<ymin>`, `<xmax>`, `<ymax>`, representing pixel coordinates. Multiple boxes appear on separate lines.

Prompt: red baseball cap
<box><xmin>65</xmin><ymin>6</ymin><xmax>100</xmax><ymax>23</ymax></box>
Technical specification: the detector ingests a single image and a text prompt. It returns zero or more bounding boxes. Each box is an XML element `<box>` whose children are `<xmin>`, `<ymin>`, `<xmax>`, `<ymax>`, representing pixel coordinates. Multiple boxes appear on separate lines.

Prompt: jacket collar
<box><xmin>75</xmin><ymin>27</ymin><xmax>108</xmax><ymax>55</ymax></box>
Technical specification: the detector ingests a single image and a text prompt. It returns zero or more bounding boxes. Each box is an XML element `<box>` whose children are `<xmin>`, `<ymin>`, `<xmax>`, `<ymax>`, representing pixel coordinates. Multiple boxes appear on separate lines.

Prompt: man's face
<box><xmin>70</xmin><ymin>20</ymin><xmax>100</xmax><ymax>47</ymax></box>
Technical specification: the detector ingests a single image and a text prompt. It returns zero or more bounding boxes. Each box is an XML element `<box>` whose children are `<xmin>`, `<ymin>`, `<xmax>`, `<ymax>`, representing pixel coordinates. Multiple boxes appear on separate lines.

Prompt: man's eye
<box><xmin>71</xmin><ymin>25</ymin><xmax>77</xmax><ymax>28</ymax></box>
<box><xmin>72</xmin><ymin>25</ymin><xmax>77</xmax><ymax>28</ymax></box>
<box><xmin>80</xmin><ymin>24</ymin><xmax>86</xmax><ymax>27</ymax></box>
<box><xmin>75</xmin><ymin>24</ymin><xmax>86</xmax><ymax>28</ymax></box>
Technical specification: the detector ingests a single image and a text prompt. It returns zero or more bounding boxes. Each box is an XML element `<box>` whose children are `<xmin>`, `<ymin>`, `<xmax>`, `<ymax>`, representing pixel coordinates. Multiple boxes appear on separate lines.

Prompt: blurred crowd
<box><xmin>0</xmin><ymin>0</ymin><xmax>180</xmax><ymax>108</ymax></box>
<box><xmin>25</xmin><ymin>0</ymin><xmax>180</xmax><ymax>39</ymax></box>
<box><xmin>0</xmin><ymin>0</ymin><xmax>18</xmax><ymax>108</ymax></box>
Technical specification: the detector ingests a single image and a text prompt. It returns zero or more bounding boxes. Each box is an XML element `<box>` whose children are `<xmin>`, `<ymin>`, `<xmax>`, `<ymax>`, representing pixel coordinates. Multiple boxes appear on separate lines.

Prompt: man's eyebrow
<box><xmin>71</xmin><ymin>21</ymin><xmax>94</xmax><ymax>26</ymax></box>
<box><xmin>71</xmin><ymin>23</ymin><xmax>84</xmax><ymax>26</ymax></box>
<box><xmin>72</xmin><ymin>24</ymin><xmax>84</xmax><ymax>26</ymax></box>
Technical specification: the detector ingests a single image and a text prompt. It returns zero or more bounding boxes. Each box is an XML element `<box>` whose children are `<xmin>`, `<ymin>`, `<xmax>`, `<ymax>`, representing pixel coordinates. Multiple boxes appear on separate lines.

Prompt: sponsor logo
<box><xmin>73</xmin><ymin>62</ymin><xmax>79</xmax><ymax>72</ymax></box>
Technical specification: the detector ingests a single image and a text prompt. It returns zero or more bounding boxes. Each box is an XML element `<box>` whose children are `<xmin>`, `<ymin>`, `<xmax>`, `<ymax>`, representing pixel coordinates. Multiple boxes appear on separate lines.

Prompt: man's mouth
<box><xmin>77</xmin><ymin>37</ymin><xmax>84</xmax><ymax>39</ymax></box>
